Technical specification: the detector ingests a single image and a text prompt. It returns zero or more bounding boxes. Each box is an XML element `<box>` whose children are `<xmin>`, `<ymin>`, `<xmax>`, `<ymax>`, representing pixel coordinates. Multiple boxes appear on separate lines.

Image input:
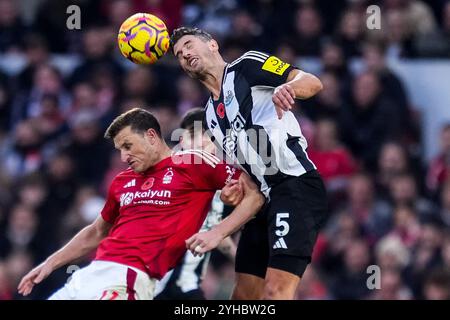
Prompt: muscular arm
<box><xmin>186</xmin><ymin>173</ymin><xmax>265</xmax><ymax>255</ymax></box>
<box><xmin>286</xmin><ymin>68</ymin><xmax>323</xmax><ymax>99</ymax></box>
<box><xmin>18</xmin><ymin>216</ymin><xmax>112</xmax><ymax>296</ymax></box>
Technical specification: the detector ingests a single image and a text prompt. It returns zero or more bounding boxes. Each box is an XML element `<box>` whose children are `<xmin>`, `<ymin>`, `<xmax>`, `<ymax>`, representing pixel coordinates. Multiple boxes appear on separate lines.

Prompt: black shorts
<box><xmin>235</xmin><ymin>170</ymin><xmax>328</xmax><ymax>278</ymax></box>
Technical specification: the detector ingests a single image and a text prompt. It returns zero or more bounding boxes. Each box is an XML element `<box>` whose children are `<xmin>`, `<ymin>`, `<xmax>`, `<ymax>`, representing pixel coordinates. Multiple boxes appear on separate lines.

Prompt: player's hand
<box><xmin>272</xmin><ymin>84</ymin><xmax>296</xmax><ymax>119</ymax></box>
<box><xmin>186</xmin><ymin>229</ymin><xmax>223</xmax><ymax>257</ymax></box>
<box><xmin>17</xmin><ymin>262</ymin><xmax>53</xmax><ymax>296</ymax></box>
<box><xmin>220</xmin><ymin>179</ymin><xmax>243</xmax><ymax>206</ymax></box>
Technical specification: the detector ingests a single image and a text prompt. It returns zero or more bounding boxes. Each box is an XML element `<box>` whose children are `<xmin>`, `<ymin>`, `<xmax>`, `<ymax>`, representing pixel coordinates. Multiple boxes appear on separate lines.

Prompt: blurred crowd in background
<box><xmin>1</xmin><ymin>0</ymin><xmax>450</xmax><ymax>300</ymax></box>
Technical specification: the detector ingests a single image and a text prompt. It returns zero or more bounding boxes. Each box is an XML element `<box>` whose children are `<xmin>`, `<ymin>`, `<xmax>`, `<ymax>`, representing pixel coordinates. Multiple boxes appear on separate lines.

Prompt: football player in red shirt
<box><xmin>18</xmin><ymin>108</ymin><xmax>264</xmax><ymax>300</ymax></box>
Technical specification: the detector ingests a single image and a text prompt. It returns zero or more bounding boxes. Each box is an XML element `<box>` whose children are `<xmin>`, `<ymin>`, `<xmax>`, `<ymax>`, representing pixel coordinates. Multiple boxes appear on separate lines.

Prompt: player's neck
<box><xmin>200</xmin><ymin>60</ymin><xmax>227</xmax><ymax>100</ymax></box>
<box><xmin>158</xmin><ymin>144</ymin><xmax>173</xmax><ymax>161</ymax></box>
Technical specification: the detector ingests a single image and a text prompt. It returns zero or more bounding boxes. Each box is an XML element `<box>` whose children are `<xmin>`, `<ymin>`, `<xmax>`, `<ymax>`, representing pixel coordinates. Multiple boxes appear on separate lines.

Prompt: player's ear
<box><xmin>209</xmin><ymin>39</ymin><xmax>219</xmax><ymax>52</ymax></box>
<box><xmin>145</xmin><ymin>128</ymin><xmax>157</xmax><ymax>144</ymax></box>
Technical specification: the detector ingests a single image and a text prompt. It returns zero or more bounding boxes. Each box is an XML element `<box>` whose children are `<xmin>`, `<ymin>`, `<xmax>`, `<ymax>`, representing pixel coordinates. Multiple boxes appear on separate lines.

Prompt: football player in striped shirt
<box><xmin>172</xmin><ymin>27</ymin><xmax>329</xmax><ymax>300</ymax></box>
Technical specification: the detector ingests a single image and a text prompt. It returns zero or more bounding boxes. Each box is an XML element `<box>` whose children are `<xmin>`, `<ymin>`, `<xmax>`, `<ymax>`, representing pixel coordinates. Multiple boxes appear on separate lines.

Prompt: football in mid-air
<box><xmin>117</xmin><ymin>13</ymin><xmax>170</xmax><ymax>64</ymax></box>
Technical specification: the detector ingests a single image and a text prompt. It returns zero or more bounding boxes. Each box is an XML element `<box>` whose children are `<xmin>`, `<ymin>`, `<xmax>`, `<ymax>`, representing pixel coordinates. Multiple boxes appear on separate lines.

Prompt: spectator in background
<box><xmin>404</xmin><ymin>219</ymin><xmax>444</xmax><ymax>298</ymax></box>
<box><xmin>375</xmin><ymin>234</ymin><xmax>411</xmax><ymax>271</ymax></box>
<box><xmin>15</xmin><ymin>33</ymin><xmax>50</xmax><ymax>93</ymax></box>
<box><xmin>319</xmin><ymin>212</ymin><xmax>363</xmax><ymax>276</ymax></box>
<box><xmin>224</xmin><ymin>10</ymin><xmax>263</xmax><ymax>52</ymax></box>
<box><xmin>427</xmin><ymin>123</ymin><xmax>450</xmax><ymax>197</ymax></box>
<box><xmin>11</xmin><ymin>64</ymin><xmax>71</xmax><ymax>127</ymax></box>
<box><xmin>388</xmin><ymin>205</ymin><xmax>422</xmax><ymax>248</ymax></box>
<box><xmin>344</xmin><ymin>173</ymin><xmax>392</xmax><ymax>242</ymax></box>
<box><xmin>320</xmin><ymin>40</ymin><xmax>352</xmax><ymax>98</ymax></box>
<box><xmin>339</xmin><ymin>71</ymin><xmax>402</xmax><ymax>170</ymax></box>
<box><xmin>33</xmin><ymin>94</ymin><xmax>67</xmax><ymax>144</ymax></box>
<box><xmin>175</xmin><ymin>76</ymin><xmax>206</xmax><ymax>116</ymax></box>
<box><xmin>369</xmin><ymin>268</ymin><xmax>412</xmax><ymax>300</ymax></box>
<box><xmin>16</xmin><ymin>174</ymin><xmax>48</xmax><ymax>213</ymax></box>
<box><xmin>104</xmin><ymin>0</ymin><xmax>134</xmax><ymax>31</ymax></box>
<box><xmin>387</xmin><ymin>173</ymin><xmax>437</xmax><ymax>222</ymax></box>
<box><xmin>182</xmin><ymin>0</ymin><xmax>235</xmax><ymax>39</ymax></box>
<box><xmin>0</xmin><ymin>0</ymin><xmax>27</xmax><ymax>53</ymax></box>
<box><xmin>0</xmin><ymin>120</ymin><xmax>45</xmax><ymax>180</ymax></box>
<box><xmin>37</xmin><ymin>152</ymin><xmax>78</xmax><ymax>244</ymax></box>
<box><xmin>383</xmin><ymin>9</ymin><xmax>418</xmax><ymax>58</ymax></box>
<box><xmin>300</xmin><ymin>72</ymin><xmax>346</xmax><ymax>121</ymax></box>
<box><xmin>291</xmin><ymin>5</ymin><xmax>323</xmax><ymax>56</ymax></box>
<box><xmin>62</xmin><ymin>110</ymin><xmax>112</xmax><ymax>188</ymax></box>
<box><xmin>328</xmin><ymin>239</ymin><xmax>372</xmax><ymax>299</ymax></box>
<box><xmin>89</xmin><ymin>66</ymin><xmax>120</xmax><ymax>125</ymax></box>
<box><xmin>69</xmin><ymin>26</ymin><xmax>123</xmax><ymax>87</ymax></box>
<box><xmin>335</xmin><ymin>9</ymin><xmax>366</xmax><ymax>58</ymax></box>
<box><xmin>375</xmin><ymin>142</ymin><xmax>411</xmax><ymax>198</ymax></box>
<box><xmin>121</xmin><ymin>66</ymin><xmax>159</xmax><ymax>106</ymax></box>
<box><xmin>362</xmin><ymin>41</ymin><xmax>412</xmax><ymax>135</ymax></box>
<box><xmin>413</xmin><ymin>1</ymin><xmax>450</xmax><ymax>57</ymax></box>
<box><xmin>308</xmin><ymin>118</ymin><xmax>357</xmax><ymax>203</ymax></box>
<box><xmin>383</xmin><ymin>0</ymin><xmax>438</xmax><ymax>36</ymax></box>
<box><xmin>0</xmin><ymin>204</ymin><xmax>39</xmax><ymax>259</ymax></box>
<box><xmin>422</xmin><ymin>268</ymin><xmax>450</xmax><ymax>300</ymax></box>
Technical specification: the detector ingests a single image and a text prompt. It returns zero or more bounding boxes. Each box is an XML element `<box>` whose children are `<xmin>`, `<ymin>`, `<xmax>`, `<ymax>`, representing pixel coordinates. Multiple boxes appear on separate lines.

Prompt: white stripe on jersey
<box><xmin>229</xmin><ymin>51</ymin><xmax>268</xmax><ymax>67</ymax></box>
<box><xmin>178</xmin><ymin>149</ymin><xmax>219</xmax><ymax>168</ymax></box>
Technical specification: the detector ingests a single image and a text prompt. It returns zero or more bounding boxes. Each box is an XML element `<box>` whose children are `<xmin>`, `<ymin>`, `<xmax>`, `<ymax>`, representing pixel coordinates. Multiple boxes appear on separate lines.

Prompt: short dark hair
<box><xmin>180</xmin><ymin>108</ymin><xmax>204</xmax><ymax>130</ymax></box>
<box><xmin>104</xmin><ymin>108</ymin><xmax>161</xmax><ymax>139</ymax></box>
<box><xmin>170</xmin><ymin>27</ymin><xmax>213</xmax><ymax>52</ymax></box>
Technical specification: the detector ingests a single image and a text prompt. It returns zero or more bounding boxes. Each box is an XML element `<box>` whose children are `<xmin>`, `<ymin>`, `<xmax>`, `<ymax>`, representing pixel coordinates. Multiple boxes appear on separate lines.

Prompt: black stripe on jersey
<box><xmin>286</xmin><ymin>133</ymin><xmax>315</xmax><ymax>172</ymax></box>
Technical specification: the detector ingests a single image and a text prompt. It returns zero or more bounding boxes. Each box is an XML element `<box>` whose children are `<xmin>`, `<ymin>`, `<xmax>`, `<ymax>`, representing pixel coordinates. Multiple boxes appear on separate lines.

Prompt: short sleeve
<box><xmin>100</xmin><ymin>181</ymin><xmax>120</xmax><ymax>224</ymax></box>
<box><xmin>237</xmin><ymin>51</ymin><xmax>297</xmax><ymax>88</ymax></box>
<box><xmin>189</xmin><ymin>152</ymin><xmax>242</xmax><ymax>190</ymax></box>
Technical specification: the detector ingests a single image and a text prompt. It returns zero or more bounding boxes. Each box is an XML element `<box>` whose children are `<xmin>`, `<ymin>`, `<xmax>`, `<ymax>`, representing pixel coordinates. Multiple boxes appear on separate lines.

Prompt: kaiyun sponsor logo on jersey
<box><xmin>120</xmin><ymin>190</ymin><xmax>172</xmax><ymax>206</ymax></box>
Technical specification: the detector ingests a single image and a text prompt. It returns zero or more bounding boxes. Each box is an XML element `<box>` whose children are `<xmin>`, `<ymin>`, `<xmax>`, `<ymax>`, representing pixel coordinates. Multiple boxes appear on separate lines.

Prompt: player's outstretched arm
<box><xmin>186</xmin><ymin>173</ymin><xmax>264</xmax><ymax>255</ymax></box>
<box><xmin>273</xmin><ymin>69</ymin><xmax>323</xmax><ymax>119</ymax></box>
<box><xmin>18</xmin><ymin>216</ymin><xmax>112</xmax><ymax>296</ymax></box>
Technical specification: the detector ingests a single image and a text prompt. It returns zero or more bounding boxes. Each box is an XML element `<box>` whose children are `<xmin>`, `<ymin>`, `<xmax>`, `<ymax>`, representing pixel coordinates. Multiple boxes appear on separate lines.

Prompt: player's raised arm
<box><xmin>272</xmin><ymin>68</ymin><xmax>323</xmax><ymax>119</ymax></box>
<box><xmin>186</xmin><ymin>173</ymin><xmax>264</xmax><ymax>255</ymax></box>
<box><xmin>17</xmin><ymin>216</ymin><xmax>112</xmax><ymax>296</ymax></box>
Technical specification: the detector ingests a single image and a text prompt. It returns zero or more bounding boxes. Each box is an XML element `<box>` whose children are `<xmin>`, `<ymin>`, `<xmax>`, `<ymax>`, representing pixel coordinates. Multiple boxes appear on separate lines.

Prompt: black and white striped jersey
<box><xmin>204</xmin><ymin>51</ymin><xmax>316</xmax><ymax>197</ymax></box>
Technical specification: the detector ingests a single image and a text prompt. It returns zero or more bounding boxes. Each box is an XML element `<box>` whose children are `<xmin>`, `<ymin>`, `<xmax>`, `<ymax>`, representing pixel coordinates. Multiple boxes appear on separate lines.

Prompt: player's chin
<box><xmin>185</xmin><ymin>69</ymin><xmax>201</xmax><ymax>79</ymax></box>
<box><xmin>131</xmin><ymin>164</ymin><xmax>143</xmax><ymax>173</ymax></box>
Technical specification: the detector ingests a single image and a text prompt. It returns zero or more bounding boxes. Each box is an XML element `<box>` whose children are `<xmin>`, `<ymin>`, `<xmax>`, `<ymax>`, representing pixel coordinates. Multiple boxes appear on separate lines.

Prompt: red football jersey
<box><xmin>95</xmin><ymin>150</ymin><xmax>240</xmax><ymax>279</ymax></box>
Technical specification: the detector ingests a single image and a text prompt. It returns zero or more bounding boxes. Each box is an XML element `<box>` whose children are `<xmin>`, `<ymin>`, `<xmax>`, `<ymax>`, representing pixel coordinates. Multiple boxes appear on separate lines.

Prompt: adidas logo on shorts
<box><xmin>273</xmin><ymin>237</ymin><xmax>287</xmax><ymax>249</ymax></box>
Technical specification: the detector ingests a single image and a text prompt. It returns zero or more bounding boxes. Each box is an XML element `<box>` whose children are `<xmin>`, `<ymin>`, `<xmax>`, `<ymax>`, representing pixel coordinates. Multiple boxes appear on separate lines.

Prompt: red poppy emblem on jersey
<box><xmin>141</xmin><ymin>177</ymin><xmax>155</xmax><ymax>190</ymax></box>
<box><xmin>216</xmin><ymin>103</ymin><xmax>225</xmax><ymax>119</ymax></box>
